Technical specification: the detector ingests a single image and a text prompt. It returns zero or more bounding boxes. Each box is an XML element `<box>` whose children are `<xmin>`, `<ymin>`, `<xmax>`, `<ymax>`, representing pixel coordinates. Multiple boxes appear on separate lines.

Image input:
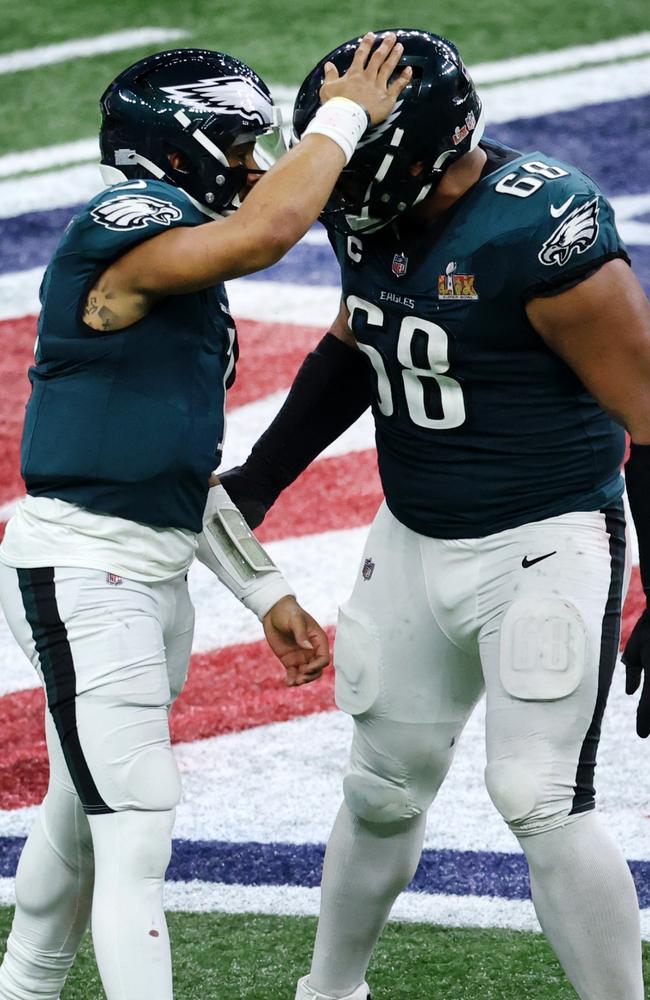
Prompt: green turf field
<box><xmin>0</xmin><ymin>910</ymin><xmax>647</xmax><ymax>999</ymax></box>
<box><xmin>1</xmin><ymin>0</ymin><xmax>649</xmax><ymax>155</ymax></box>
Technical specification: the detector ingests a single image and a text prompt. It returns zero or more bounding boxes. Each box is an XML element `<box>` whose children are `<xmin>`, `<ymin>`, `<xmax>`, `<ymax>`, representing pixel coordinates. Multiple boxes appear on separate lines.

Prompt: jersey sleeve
<box><xmin>69</xmin><ymin>179</ymin><xmax>201</xmax><ymax>263</ymax></box>
<box><xmin>505</xmin><ymin>171</ymin><xmax>629</xmax><ymax>301</ymax></box>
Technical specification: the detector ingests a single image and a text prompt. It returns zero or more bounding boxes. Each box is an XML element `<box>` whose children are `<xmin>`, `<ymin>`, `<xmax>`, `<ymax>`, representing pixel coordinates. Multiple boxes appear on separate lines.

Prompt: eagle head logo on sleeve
<box><xmin>538</xmin><ymin>197</ymin><xmax>600</xmax><ymax>267</ymax></box>
<box><xmin>91</xmin><ymin>195</ymin><xmax>184</xmax><ymax>231</ymax></box>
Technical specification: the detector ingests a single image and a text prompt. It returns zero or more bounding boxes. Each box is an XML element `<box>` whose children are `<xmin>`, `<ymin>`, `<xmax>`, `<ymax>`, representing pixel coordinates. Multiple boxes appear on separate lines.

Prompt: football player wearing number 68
<box><xmin>220</xmin><ymin>29</ymin><xmax>650</xmax><ymax>1000</ymax></box>
<box><xmin>0</xmin><ymin>34</ymin><xmax>411</xmax><ymax>1000</ymax></box>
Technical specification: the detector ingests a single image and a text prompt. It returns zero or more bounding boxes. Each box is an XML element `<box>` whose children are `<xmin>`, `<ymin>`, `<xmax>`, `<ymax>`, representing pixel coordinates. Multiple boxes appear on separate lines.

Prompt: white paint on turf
<box><xmin>483</xmin><ymin>57</ymin><xmax>650</xmax><ymax>123</ymax></box>
<box><xmin>0</xmin><ymin>874</ymin><xmax>649</xmax><ymax>936</ymax></box>
<box><xmin>0</xmin><ymin>163</ymin><xmax>104</xmax><ymax>218</ymax></box>
<box><xmin>0</xmin><ymin>28</ymin><xmax>188</xmax><ymax>75</ymax></box>
<box><xmin>171</xmin><ymin>670</ymin><xmax>650</xmax><ymax>862</ymax></box>
<box><xmin>1</xmin><ymin>37</ymin><xmax>650</xmax><ymax>180</ymax></box>
<box><xmin>470</xmin><ymin>32</ymin><xmax>650</xmax><ymax>84</ymax></box>
<box><xmin>0</xmin><ymin>140</ymin><xmax>99</xmax><ymax>179</ymax></box>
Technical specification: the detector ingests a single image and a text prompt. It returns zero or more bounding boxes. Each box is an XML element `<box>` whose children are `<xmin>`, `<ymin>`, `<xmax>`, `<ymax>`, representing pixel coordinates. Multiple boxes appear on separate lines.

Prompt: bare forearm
<box><xmin>200</xmin><ymin>135</ymin><xmax>347</xmax><ymax>281</ymax></box>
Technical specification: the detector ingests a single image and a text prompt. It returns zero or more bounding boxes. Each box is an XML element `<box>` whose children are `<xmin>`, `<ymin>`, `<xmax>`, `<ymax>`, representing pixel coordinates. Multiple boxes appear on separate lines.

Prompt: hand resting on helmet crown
<box><xmin>319</xmin><ymin>31</ymin><xmax>412</xmax><ymax>126</ymax></box>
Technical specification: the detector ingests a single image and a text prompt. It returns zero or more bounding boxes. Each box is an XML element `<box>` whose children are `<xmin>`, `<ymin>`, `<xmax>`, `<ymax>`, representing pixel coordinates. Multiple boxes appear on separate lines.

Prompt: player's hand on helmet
<box><xmin>262</xmin><ymin>596</ymin><xmax>330</xmax><ymax>686</ymax></box>
<box><xmin>320</xmin><ymin>31</ymin><xmax>412</xmax><ymax>126</ymax></box>
<box><xmin>622</xmin><ymin>608</ymin><xmax>650</xmax><ymax>738</ymax></box>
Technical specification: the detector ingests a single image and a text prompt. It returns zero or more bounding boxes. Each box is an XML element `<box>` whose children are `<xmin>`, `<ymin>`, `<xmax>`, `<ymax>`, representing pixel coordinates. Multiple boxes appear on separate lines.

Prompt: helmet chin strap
<box><xmin>100</xmin><ymin>151</ymin><xmax>224</xmax><ymax>220</ymax></box>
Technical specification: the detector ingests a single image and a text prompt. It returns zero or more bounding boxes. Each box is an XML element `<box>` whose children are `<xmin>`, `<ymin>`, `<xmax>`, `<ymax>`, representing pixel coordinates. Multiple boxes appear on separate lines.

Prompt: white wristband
<box><xmin>196</xmin><ymin>485</ymin><xmax>294</xmax><ymax>620</ymax></box>
<box><xmin>303</xmin><ymin>97</ymin><xmax>370</xmax><ymax>164</ymax></box>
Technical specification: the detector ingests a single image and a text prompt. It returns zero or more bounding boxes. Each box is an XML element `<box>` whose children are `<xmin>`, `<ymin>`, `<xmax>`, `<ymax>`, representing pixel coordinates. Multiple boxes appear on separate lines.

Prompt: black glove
<box><xmin>219</xmin><ymin>464</ymin><xmax>271</xmax><ymax>530</ymax></box>
<box><xmin>621</xmin><ymin>608</ymin><xmax>650</xmax><ymax>738</ymax></box>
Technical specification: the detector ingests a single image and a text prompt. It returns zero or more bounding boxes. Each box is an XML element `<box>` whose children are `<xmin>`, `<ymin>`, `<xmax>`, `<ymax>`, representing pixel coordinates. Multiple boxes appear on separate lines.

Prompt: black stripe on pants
<box><xmin>18</xmin><ymin>566</ymin><xmax>113</xmax><ymax>815</ymax></box>
<box><xmin>571</xmin><ymin>502</ymin><xmax>626</xmax><ymax>815</ymax></box>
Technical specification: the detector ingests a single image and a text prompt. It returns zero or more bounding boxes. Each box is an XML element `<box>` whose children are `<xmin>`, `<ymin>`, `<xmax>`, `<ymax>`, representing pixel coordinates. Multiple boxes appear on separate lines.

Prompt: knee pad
<box><xmin>499</xmin><ymin>597</ymin><xmax>587</xmax><ymax>701</ymax></box>
<box><xmin>343</xmin><ymin>772</ymin><xmax>419</xmax><ymax>825</ymax></box>
<box><xmin>485</xmin><ymin>758</ymin><xmax>576</xmax><ymax>835</ymax></box>
<box><xmin>484</xmin><ymin>758</ymin><xmax>539</xmax><ymax>826</ymax></box>
<box><xmin>344</xmin><ymin>719</ymin><xmax>455</xmax><ymax>825</ymax></box>
<box><xmin>126</xmin><ymin>748</ymin><xmax>181</xmax><ymax>812</ymax></box>
<box><xmin>334</xmin><ymin>603</ymin><xmax>381</xmax><ymax>716</ymax></box>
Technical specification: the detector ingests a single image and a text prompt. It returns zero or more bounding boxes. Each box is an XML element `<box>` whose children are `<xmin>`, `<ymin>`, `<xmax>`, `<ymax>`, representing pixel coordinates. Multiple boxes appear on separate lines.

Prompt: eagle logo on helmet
<box><xmin>160</xmin><ymin>75</ymin><xmax>273</xmax><ymax>126</ymax></box>
<box><xmin>538</xmin><ymin>197</ymin><xmax>600</xmax><ymax>267</ymax></box>
<box><xmin>91</xmin><ymin>195</ymin><xmax>184</xmax><ymax>231</ymax></box>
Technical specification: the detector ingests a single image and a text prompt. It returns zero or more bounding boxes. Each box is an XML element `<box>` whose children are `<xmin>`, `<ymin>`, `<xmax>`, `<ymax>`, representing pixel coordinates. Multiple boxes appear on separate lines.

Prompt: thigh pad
<box><xmin>334</xmin><ymin>602</ymin><xmax>381</xmax><ymax>716</ymax></box>
<box><xmin>499</xmin><ymin>597</ymin><xmax>587</xmax><ymax>701</ymax></box>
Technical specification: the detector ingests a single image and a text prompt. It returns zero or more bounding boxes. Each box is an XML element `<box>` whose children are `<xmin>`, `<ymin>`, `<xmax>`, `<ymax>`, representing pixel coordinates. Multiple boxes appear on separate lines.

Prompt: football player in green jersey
<box><xmin>221</xmin><ymin>29</ymin><xmax>650</xmax><ymax>1000</ymax></box>
<box><xmin>0</xmin><ymin>36</ymin><xmax>411</xmax><ymax>1000</ymax></box>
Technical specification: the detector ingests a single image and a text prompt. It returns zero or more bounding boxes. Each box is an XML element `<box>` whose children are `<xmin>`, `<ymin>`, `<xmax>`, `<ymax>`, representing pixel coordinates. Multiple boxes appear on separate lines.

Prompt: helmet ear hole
<box><xmin>165</xmin><ymin>148</ymin><xmax>190</xmax><ymax>174</ymax></box>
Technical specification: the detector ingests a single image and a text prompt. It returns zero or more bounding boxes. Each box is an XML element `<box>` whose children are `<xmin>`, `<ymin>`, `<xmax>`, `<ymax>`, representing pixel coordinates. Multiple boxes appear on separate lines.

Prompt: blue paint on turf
<box><xmin>1</xmin><ymin>96</ymin><xmax>649</xmax><ymax>294</ymax></box>
<box><xmin>0</xmin><ymin>836</ymin><xmax>647</xmax><ymax>907</ymax></box>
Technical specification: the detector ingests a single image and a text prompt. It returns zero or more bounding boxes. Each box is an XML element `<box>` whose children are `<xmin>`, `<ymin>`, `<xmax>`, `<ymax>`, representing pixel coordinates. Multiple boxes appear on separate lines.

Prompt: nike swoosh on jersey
<box><xmin>550</xmin><ymin>195</ymin><xmax>576</xmax><ymax>218</ymax></box>
<box><xmin>522</xmin><ymin>551</ymin><xmax>557</xmax><ymax>568</ymax></box>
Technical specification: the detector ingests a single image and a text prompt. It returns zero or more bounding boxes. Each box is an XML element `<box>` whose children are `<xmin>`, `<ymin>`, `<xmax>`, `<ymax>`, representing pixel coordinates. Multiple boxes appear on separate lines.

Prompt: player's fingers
<box><xmin>637</xmin><ymin>669</ymin><xmax>650</xmax><ymax>737</ymax></box>
<box><xmin>289</xmin><ymin>613</ymin><xmax>314</xmax><ymax>651</ymax></box>
<box><xmin>322</xmin><ymin>61</ymin><xmax>339</xmax><ymax>83</ymax></box>
<box><xmin>388</xmin><ymin>65</ymin><xmax>413</xmax><ymax>98</ymax></box>
<box><xmin>294</xmin><ymin>666</ymin><xmax>325</xmax><ymax>686</ymax></box>
<box><xmin>376</xmin><ymin>40</ymin><xmax>404</xmax><ymax>86</ymax></box>
<box><xmin>625</xmin><ymin>662</ymin><xmax>642</xmax><ymax>695</ymax></box>
<box><xmin>350</xmin><ymin>32</ymin><xmax>376</xmax><ymax>72</ymax></box>
<box><xmin>366</xmin><ymin>32</ymin><xmax>397</xmax><ymax>77</ymax></box>
<box><xmin>281</xmin><ymin>649</ymin><xmax>311</xmax><ymax>670</ymax></box>
<box><xmin>285</xmin><ymin>664</ymin><xmax>300</xmax><ymax>687</ymax></box>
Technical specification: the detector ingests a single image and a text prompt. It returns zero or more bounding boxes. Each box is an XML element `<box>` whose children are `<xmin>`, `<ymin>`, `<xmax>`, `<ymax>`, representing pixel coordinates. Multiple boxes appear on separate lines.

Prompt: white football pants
<box><xmin>0</xmin><ymin>565</ymin><xmax>194</xmax><ymax>1000</ymax></box>
<box><xmin>307</xmin><ymin>501</ymin><xmax>644</xmax><ymax>999</ymax></box>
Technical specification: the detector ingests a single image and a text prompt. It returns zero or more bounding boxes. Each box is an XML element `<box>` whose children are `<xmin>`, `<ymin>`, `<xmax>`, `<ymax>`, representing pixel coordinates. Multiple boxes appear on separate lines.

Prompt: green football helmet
<box><xmin>100</xmin><ymin>48</ymin><xmax>285</xmax><ymax>216</ymax></box>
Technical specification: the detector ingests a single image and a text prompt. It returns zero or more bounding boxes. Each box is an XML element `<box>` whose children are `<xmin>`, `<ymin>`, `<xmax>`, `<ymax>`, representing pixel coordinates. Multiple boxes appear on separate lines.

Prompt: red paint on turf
<box><xmin>0</xmin><ymin>316</ymin><xmax>35</xmax><ymax>506</ymax></box>
<box><xmin>256</xmin><ymin>450</ymin><xmax>382</xmax><ymax>543</ymax></box>
<box><xmin>228</xmin><ymin>320</ymin><xmax>320</xmax><ymax>408</ymax></box>
<box><xmin>0</xmin><ymin>629</ymin><xmax>336</xmax><ymax>809</ymax></box>
<box><xmin>0</xmin><ymin>572</ymin><xmax>645</xmax><ymax>812</ymax></box>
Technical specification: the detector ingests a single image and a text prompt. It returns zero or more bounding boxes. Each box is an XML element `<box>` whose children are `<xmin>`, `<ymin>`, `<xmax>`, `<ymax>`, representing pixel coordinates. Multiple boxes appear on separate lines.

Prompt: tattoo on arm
<box><xmin>82</xmin><ymin>281</ymin><xmax>120</xmax><ymax>330</ymax></box>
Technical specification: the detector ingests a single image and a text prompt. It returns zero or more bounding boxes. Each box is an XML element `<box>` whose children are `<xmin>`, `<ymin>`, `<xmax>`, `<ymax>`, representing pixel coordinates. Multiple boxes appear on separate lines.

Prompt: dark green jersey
<box><xmin>329</xmin><ymin>141</ymin><xmax>629</xmax><ymax>539</ymax></box>
<box><xmin>22</xmin><ymin>179</ymin><xmax>236</xmax><ymax>533</ymax></box>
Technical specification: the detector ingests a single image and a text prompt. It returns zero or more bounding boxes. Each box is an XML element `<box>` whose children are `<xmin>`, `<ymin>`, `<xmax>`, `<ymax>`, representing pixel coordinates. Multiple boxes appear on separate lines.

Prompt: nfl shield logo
<box><xmin>362</xmin><ymin>558</ymin><xmax>375</xmax><ymax>581</ymax></box>
<box><xmin>392</xmin><ymin>253</ymin><xmax>408</xmax><ymax>278</ymax></box>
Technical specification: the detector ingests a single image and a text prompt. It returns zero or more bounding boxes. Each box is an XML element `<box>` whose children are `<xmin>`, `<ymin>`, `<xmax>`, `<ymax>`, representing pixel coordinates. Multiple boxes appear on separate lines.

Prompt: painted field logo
<box><xmin>438</xmin><ymin>261</ymin><xmax>479</xmax><ymax>301</ymax></box>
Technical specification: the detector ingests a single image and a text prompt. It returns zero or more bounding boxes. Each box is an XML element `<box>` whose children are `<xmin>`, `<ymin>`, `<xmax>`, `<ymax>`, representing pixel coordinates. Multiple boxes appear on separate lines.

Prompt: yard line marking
<box><xmin>0</xmin><ymin>27</ymin><xmax>188</xmax><ymax>75</ymax></box>
<box><xmin>483</xmin><ymin>56</ymin><xmax>650</xmax><ymax>123</ymax></box>
<box><xmin>2</xmin><ymin>37</ymin><xmax>650</xmax><ymax>179</ymax></box>
<box><xmin>470</xmin><ymin>31</ymin><xmax>650</xmax><ymax>84</ymax></box>
<box><xmin>0</xmin><ymin>140</ymin><xmax>99</xmax><ymax>179</ymax></box>
<box><xmin>0</xmin><ymin>163</ymin><xmax>103</xmax><ymax>217</ymax></box>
